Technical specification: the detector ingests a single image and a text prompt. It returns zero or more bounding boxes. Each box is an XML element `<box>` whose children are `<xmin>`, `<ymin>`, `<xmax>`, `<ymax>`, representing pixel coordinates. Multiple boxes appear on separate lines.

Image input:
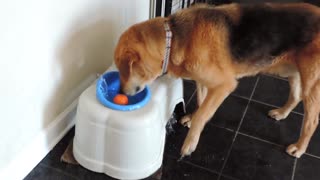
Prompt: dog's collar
<box><xmin>161</xmin><ymin>21</ymin><xmax>172</xmax><ymax>75</ymax></box>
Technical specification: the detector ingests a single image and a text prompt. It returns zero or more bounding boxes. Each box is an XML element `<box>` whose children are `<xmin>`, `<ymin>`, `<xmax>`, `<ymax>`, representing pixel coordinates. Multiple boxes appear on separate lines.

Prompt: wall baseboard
<box><xmin>0</xmin><ymin>74</ymin><xmax>97</xmax><ymax>180</ymax></box>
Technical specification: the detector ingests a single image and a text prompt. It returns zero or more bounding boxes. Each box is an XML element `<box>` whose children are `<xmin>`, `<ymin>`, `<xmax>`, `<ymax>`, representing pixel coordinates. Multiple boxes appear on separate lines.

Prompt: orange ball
<box><xmin>113</xmin><ymin>94</ymin><xmax>129</xmax><ymax>105</ymax></box>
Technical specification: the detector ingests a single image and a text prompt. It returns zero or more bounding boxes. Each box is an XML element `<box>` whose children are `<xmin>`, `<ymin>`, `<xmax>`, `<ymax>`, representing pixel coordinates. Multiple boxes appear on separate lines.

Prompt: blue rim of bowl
<box><xmin>96</xmin><ymin>72</ymin><xmax>152</xmax><ymax>111</ymax></box>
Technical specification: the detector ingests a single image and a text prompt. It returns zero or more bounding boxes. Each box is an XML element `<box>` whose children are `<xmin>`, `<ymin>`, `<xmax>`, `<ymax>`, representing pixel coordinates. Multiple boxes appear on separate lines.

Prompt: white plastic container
<box><xmin>73</xmin><ymin>65</ymin><xmax>184</xmax><ymax>179</ymax></box>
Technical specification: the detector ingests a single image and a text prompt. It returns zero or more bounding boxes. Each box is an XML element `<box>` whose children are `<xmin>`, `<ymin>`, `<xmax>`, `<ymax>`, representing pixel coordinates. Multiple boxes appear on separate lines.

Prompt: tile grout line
<box><xmin>208</xmin><ymin>123</ymin><xmax>235</xmax><ymax>133</ymax></box>
<box><xmin>186</xmin><ymin>89</ymin><xmax>197</xmax><ymax>107</ymax></box>
<box><xmin>231</xmin><ymin>94</ymin><xmax>304</xmax><ymax>116</ymax></box>
<box><xmin>250</xmin><ymin>99</ymin><xmax>304</xmax><ymax>116</ymax></box>
<box><xmin>291</xmin><ymin>159</ymin><xmax>298</xmax><ymax>180</ymax></box>
<box><xmin>182</xmin><ymin>159</ymin><xmax>221</xmax><ymax>175</ymax></box>
<box><xmin>291</xmin><ymin>108</ymin><xmax>306</xmax><ymax>180</ymax></box>
<box><xmin>305</xmin><ymin>152</ymin><xmax>320</xmax><ymax>160</ymax></box>
<box><xmin>217</xmin><ymin>76</ymin><xmax>260</xmax><ymax>180</ymax></box>
<box><xmin>165</xmin><ymin>154</ymin><xmax>221</xmax><ymax>175</ymax></box>
<box><xmin>209</xmin><ymin>123</ymin><xmax>320</xmax><ymax>159</ymax></box>
<box><xmin>261</xmin><ymin>73</ymin><xmax>288</xmax><ymax>81</ymax></box>
<box><xmin>220</xmin><ymin>174</ymin><xmax>242</xmax><ymax>180</ymax></box>
<box><xmin>237</xmin><ymin>132</ymin><xmax>284</xmax><ymax>148</ymax></box>
<box><xmin>209</xmin><ymin>122</ymin><xmax>284</xmax><ymax>148</ymax></box>
<box><xmin>208</xmin><ymin>123</ymin><xmax>285</xmax><ymax>148</ymax></box>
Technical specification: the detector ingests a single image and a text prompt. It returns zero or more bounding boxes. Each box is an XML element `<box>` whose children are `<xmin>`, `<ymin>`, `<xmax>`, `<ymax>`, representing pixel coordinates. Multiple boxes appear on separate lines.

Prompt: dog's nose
<box><xmin>119</xmin><ymin>88</ymin><xmax>125</xmax><ymax>94</ymax></box>
<box><xmin>135</xmin><ymin>86</ymin><xmax>141</xmax><ymax>93</ymax></box>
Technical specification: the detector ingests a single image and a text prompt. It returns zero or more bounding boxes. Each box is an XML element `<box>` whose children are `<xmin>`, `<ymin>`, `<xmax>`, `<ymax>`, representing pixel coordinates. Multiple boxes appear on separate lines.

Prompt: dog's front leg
<box><xmin>181</xmin><ymin>81</ymin><xmax>237</xmax><ymax>157</ymax></box>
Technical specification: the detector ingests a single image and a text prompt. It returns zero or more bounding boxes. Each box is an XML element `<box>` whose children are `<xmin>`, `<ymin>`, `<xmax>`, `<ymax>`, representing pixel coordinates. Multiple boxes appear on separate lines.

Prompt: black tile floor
<box><xmin>25</xmin><ymin>74</ymin><xmax>320</xmax><ymax>180</ymax></box>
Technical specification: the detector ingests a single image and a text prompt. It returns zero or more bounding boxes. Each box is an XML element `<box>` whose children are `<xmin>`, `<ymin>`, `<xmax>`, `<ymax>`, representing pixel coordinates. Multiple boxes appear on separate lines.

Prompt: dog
<box><xmin>114</xmin><ymin>3</ymin><xmax>320</xmax><ymax>158</ymax></box>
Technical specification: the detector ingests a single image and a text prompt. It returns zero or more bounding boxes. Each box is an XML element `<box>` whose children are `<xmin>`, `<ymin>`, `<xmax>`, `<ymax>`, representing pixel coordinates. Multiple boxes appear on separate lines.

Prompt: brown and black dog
<box><xmin>114</xmin><ymin>3</ymin><xmax>320</xmax><ymax>158</ymax></box>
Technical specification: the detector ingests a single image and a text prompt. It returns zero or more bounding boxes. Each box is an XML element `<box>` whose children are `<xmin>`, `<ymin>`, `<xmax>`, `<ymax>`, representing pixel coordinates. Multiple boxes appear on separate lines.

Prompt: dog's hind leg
<box><xmin>181</xmin><ymin>83</ymin><xmax>208</xmax><ymax>128</ymax></box>
<box><xmin>287</xmin><ymin>37</ymin><xmax>320</xmax><ymax>158</ymax></box>
<box><xmin>268</xmin><ymin>73</ymin><xmax>302</xmax><ymax>120</ymax></box>
<box><xmin>287</xmin><ymin>47</ymin><xmax>320</xmax><ymax>157</ymax></box>
<box><xmin>287</xmin><ymin>79</ymin><xmax>320</xmax><ymax>158</ymax></box>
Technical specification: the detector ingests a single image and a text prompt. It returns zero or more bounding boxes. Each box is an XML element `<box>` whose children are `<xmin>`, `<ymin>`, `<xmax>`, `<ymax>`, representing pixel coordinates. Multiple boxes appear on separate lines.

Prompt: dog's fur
<box><xmin>114</xmin><ymin>3</ymin><xmax>320</xmax><ymax>158</ymax></box>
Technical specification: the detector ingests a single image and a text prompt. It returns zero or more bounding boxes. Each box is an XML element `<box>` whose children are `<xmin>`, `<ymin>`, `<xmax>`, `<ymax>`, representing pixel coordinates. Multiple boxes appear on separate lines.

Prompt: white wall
<box><xmin>0</xmin><ymin>0</ymin><xmax>149</xmax><ymax>177</ymax></box>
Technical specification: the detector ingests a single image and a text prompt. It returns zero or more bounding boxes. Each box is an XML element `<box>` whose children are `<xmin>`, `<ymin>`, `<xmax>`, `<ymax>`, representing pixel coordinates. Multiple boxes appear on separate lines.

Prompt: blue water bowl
<box><xmin>96</xmin><ymin>71</ymin><xmax>151</xmax><ymax>111</ymax></box>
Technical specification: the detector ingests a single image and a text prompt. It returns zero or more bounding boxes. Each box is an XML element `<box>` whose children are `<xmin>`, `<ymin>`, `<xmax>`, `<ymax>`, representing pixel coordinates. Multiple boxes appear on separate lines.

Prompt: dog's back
<box><xmin>169</xmin><ymin>3</ymin><xmax>320</xmax><ymax>66</ymax></box>
<box><xmin>229</xmin><ymin>3</ymin><xmax>320</xmax><ymax>65</ymax></box>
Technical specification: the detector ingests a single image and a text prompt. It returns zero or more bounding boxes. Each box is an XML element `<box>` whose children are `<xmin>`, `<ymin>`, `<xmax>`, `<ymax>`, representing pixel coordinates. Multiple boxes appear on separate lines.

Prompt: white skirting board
<box><xmin>0</xmin><ymin>74</ymin><xmax>97</xmax><ymax>180</ymax></box>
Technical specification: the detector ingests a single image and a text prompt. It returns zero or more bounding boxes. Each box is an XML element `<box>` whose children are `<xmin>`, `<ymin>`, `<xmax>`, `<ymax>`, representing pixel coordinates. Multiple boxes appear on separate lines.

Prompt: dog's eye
<box><xmin>136</xmin><ymin>86</ymin><xmax>141</xmax><ymax>92</ymax></box>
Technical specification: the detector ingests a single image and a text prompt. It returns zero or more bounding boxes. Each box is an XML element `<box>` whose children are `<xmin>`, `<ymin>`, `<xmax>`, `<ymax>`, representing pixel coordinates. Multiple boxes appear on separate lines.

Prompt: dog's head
<box><xmin>114</xmin><ymin>19</ymin><xmax>165</xmax><ymax>96</ymax></box>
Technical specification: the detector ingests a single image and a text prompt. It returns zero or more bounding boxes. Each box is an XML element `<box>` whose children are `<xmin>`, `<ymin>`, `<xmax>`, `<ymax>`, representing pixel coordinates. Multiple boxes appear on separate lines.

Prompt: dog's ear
<box><xmin>118</xmin><ymin>49</ymin><xmax>140</xmax><ymax>80</ymax></box>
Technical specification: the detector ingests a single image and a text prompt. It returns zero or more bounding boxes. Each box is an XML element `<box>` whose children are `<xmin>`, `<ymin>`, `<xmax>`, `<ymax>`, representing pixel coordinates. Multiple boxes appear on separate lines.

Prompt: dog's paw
<box><xmin>268</xmin><ymin>108</ymin><xmax>289</xmax><ymax>121</ymax></box>
<box><xmin>180</xmin><ymin>132</ymin><xmax>199</xmax><ymax>156</ymax></box>
<box><xmin>180</xmin><ymin>114</ymin><xmax>192</xmax><ymax>128</ymax></box>
<box><xmin>286</xmin><ymin>143</ymin><xmax>306</xmax><ymax>158</ymax></box>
